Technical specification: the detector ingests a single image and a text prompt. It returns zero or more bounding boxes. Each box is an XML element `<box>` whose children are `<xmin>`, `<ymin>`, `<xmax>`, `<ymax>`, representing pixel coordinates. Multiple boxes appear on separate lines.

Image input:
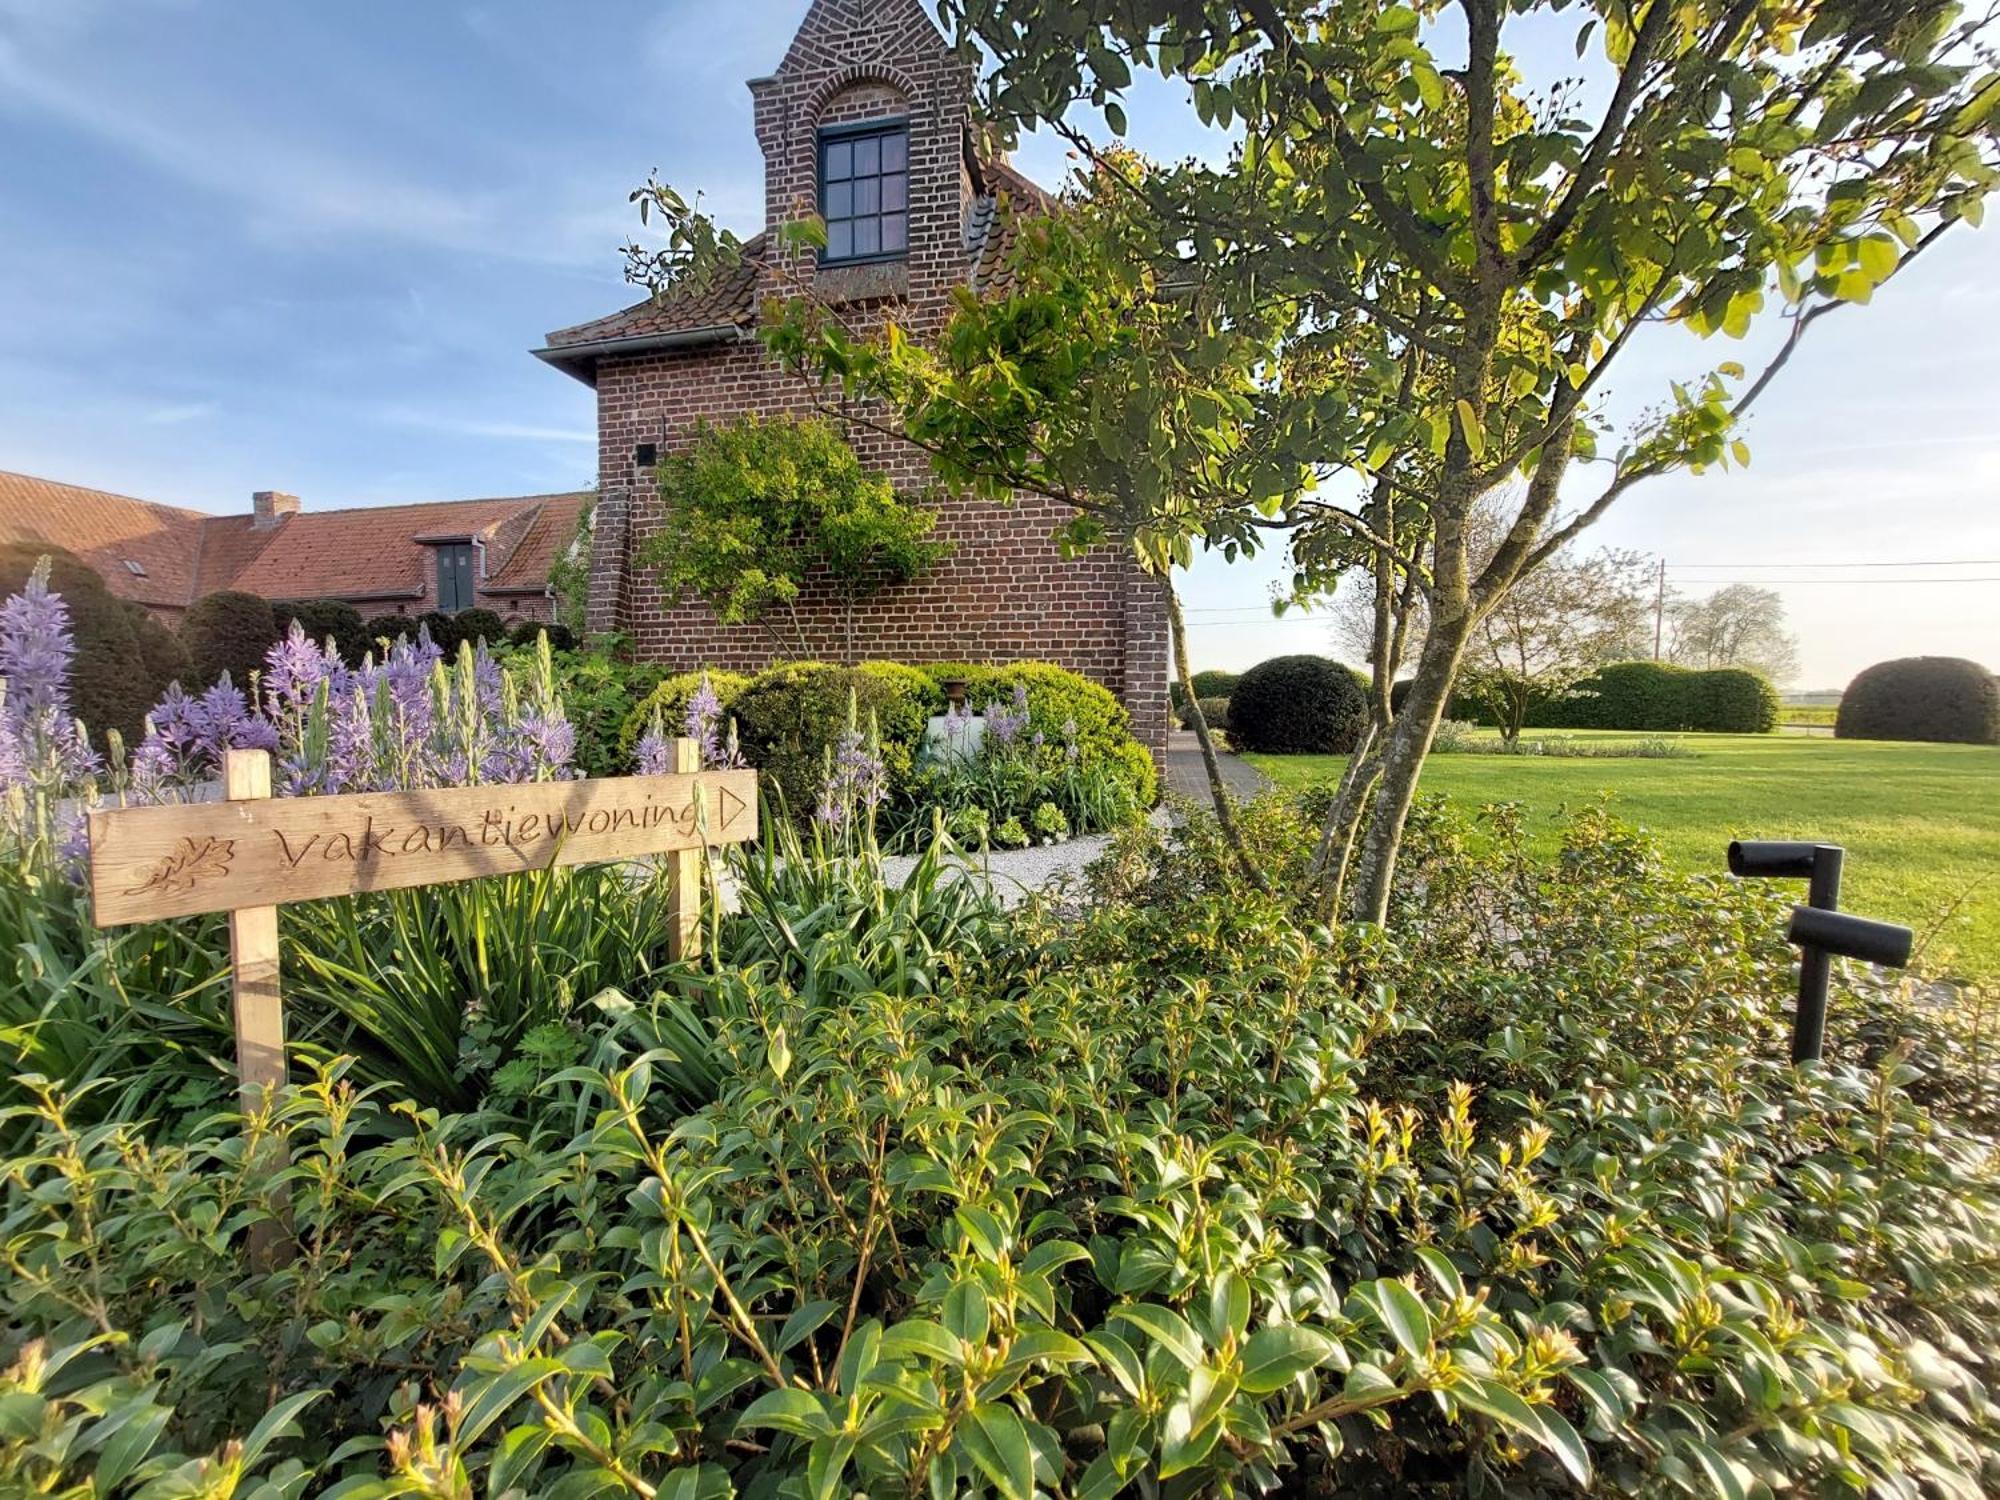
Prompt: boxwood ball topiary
<box><xmin>1837</xmin><ymin>656</ymin><xmax>2000</xmax><ymax>744</ymax></box>
<box><xmin>1229</xmin><ymin>654</ymin><xmax>1368</xmax><ymax>754</ymax></box>
<box><xmin>178</xmin><ymin>590</ymin><xmax>280</xmax><ymax>692</ymax></box>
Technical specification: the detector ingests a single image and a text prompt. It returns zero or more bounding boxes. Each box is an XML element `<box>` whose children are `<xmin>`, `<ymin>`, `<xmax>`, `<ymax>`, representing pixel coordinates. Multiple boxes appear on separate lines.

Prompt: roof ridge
<box><xmin>196</xmin><ymin>490</ymin><xmax>589</xmax><ymax>524</ymax></box>
<box><xmin>0</xmin><ymin>468</ymin><xmax>208</xmax><ymax>520</ymax></box>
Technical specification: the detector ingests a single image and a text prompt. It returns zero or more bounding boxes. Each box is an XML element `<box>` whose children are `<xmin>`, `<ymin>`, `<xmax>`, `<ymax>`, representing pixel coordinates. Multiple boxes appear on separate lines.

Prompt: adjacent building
<box><xmin>0</xmin><ymin>469</ymin><xmax>586</xmax><ymax>624</ymax></box>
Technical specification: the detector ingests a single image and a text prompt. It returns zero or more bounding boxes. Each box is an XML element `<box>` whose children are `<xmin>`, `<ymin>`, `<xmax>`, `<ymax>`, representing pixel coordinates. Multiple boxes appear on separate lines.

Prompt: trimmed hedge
<box><xmin>1171</xmin><ymin>668</ymin><xmax>1242</xmax><ymax>710</ymax></box>
<box><xmin>917</xmin><ymin>660</ymin><xmax>1157</xmax><ymax>808</ymax></box>
<box><xmin>619</xmin><ymin>669</ymin><xmax>755</xmax><ymax>765</ymax></box>
<box><xmin>454</xmin><ymin>609</ymin><xmax>508</xmax><ymax>648</ymax></box>
<box><xmin>1196</xmin><ymin>694</ymin><xmax>1231</xmax><ymax>732</ymax></box>
<box><xmin>1687</xmin><ymin>667</ymin><xmax>1781</xmax><ymax>734</ymax></box>
<box><xmin>509</xmin><ymin>619</ymin><xmax>576</xmax><ymax>652</ymax></box>
<box><xmin>0</xmin><ymin>546</ymin><xmax>187</xmax><ymax>746</ymax></box>
<box><xmin>1229</xmin><ymin>654</ymin><xmax>1367</xmax><ymax>753</ymax></box>
<box><xmin>272</xmin><ymin>599</ymin><xmax>369</xmax><ymax>666</ymax></box>
<box><xmin>178</xmin><ymin>590</ymin><xmax>279</xmax><ymax>692</ymax></box>
<box><xmin>1837</xmin><ymin>656</ymin><xmax>2000</xmax><ymax>744</ymax></box>
<box><xmin>1518</xmin><ymin>661</ymin><xmax>1782</xmax><ymax>734</ymax></box>
<box><xmin>733</xmin><ymin>661</ymin><xmax>944</xmax><ymax>817</ymax></box>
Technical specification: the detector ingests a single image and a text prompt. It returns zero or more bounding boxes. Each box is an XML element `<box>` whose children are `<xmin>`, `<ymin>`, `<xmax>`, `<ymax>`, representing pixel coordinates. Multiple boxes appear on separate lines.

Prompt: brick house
<box><xmin>534</xmin><ymin>0</ymin><xmax>1170</xmax><ymax>757</ymax></box>
<box><xmin>0</xmin><ymin>469</ymin><xmax>587</xmax><ymax>624</ymax></box>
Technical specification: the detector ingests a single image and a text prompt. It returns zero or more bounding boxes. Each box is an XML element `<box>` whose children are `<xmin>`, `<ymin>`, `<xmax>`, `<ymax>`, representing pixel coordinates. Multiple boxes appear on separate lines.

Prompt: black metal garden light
<box><xmin>1726</xmin><ymin>840</ymin><xmax>1914</xmax><ymax>1065</ymax></box>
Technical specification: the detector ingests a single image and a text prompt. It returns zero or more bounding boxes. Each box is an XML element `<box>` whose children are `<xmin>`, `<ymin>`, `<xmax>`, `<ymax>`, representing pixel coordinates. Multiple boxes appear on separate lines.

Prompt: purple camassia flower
<box><xmin>0</xmin><ymin>715</ymin><xmax>26</xmax><ymax>789</ymax></box>
<box><xmin>489</xmin><ymin>710</ymin><xmax>576</xmax><ymax>784</ymax></box>
<box><xmin>815</xmin><ymin>724</ymin><xmax>885</xmax><ymax>829</ymax></box>
<box><xmin>1062</xmin><ymin>717</ymin><xmax>1080</xmax><ymax>764</ymax></box>
<box><xmin>682</xmin><ymin>673</ymin><xmax>745</xmax><ymax>770</ymax></box>
<box><xmin>194</xmin><ymin>677</ymin><xmax>279</xmax><ymax>760</ymax></box>
<box><xmin>983</xmin><ymin>684</ymin><xmax>1032</xmax><ymax>749</ymax></box>
<box><xmin>634</xmin><ymin>729</ymin><xmax>673</xmax><ymax>778</ymax></box>
<box><xmin>262</xmin><ymin>623</ymin><xmax>346</xmax><ymax>718</ymax></box>
<box><xmin>0</xmin><ymin>567</ymin><xmax>75</xmax><ymax>717</ymax></box>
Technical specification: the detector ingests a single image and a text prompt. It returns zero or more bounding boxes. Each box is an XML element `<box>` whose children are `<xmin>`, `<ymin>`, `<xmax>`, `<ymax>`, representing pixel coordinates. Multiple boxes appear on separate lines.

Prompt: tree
<box><xmin>1332</xmin><ymin>500</ymin><xmax>1653</xmax><ymax>743</ymax></box>
<box><xmin>639</xmin><ymin>415</ymin><xmax>950</xmax><ymax>664</ymax></box>
<box><xmin>1668</xmin><ymin>583</ymin><xmax>1801</xmax><ymax>684</ymax></box>
<box><xmin>933</xmin><ymin>0</ymin><xmax>1996</xmax><ymax>921</ymax></box>
<box><xmin>629</xmin><ymin>0</ymin><xmax>1996</xmax><ymax>920</ymax></box>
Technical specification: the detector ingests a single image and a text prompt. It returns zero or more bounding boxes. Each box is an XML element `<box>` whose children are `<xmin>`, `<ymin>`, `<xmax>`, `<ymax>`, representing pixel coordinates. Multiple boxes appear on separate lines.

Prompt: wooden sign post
<box><xmin>87</xmin><ymin>743</ymin><xmax>759</xmax><ymax>1112</ymax></box>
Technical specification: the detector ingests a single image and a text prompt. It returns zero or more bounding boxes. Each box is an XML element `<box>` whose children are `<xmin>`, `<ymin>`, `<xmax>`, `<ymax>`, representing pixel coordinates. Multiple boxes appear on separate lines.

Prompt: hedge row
<box><xmin>613</xmin><ymin>658</ymin><xmax>1158</xmax><ymax>816</ymax></box>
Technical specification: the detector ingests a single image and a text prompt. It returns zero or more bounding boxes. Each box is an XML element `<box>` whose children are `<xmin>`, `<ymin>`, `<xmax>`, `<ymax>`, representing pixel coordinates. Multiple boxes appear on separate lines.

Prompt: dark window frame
<box><xmin>817</xmin><ymin>117</ymin><xmax>910</xmax><ymax>268</ymax></box>
<box><xmin>435</xmin><ymin>541</ymin><xmax>477</xmax><ymax>613</ymax></box>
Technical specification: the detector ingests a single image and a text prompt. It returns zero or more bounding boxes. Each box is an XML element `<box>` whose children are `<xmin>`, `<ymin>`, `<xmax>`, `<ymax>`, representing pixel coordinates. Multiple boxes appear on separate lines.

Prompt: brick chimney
<box><xmin>251</xmin><ymin>490</ymin><xmax>300</xmax><ymax>529</ymax></box>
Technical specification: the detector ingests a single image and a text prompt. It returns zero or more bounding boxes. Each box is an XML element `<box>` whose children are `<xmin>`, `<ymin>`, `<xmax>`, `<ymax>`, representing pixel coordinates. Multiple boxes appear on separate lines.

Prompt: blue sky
<box><xmin>2</xmin><ymin>0</ymin><xmax>1994</xmax><ymax>690</ymax></box>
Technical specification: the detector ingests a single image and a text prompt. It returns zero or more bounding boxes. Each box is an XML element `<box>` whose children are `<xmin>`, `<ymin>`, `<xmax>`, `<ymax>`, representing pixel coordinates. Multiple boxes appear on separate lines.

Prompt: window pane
<box><xmin>883</xmin><ymin>213</ymin><xmax>906</xmax><ymax>252</ymax></box>
<box><xmin>824</xmin><ymin>140</ymin><xmax>852</xmax><ymax>180</ymax></box>
<box><xmin>825</xmin><ymin>180</ymin><xmax>852</xmax><ymax>220</ymax></box>
<box><xmin>883</xmin><ymin>131</ymin><xmax>907</xmax><ymax>171</ymax></box>
<box><xmin>853</xmin><ymin>135</ymin><xmax>879</xmax><ymax>176</ymax></box>
<box><xmin>855</xmin><ymin>217</ymin><xmax>880</xmax><ymax>255</ymax></box>
<box><xmin>855</xmin><ymin>177</ymin><xmax>879</xmax><ymax>215</ymax></box>
<box><xmin>883</xmin><ymin>172</ymin><xmax>906</xmax><ymax>211</ymax></box>
<box><xmin>827</xmin><ymin>220</ymin><xmax>853</xmax><ymax>259</ymax></box>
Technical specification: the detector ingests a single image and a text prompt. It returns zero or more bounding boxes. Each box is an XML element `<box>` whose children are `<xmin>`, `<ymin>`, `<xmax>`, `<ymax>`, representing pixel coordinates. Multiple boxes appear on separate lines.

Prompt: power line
<box><xmin>1669</xmin><ymin>557</ymin><xmax>2000</xmax><ymax>568</ymax></box>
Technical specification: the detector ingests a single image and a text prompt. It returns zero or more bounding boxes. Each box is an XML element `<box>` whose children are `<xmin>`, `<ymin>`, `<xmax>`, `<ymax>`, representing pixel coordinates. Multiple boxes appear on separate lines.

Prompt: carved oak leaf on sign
<box><xmin>123</xmin><ymin>835</ymin><xmax>236</xmax><ymax>898</ymax></box>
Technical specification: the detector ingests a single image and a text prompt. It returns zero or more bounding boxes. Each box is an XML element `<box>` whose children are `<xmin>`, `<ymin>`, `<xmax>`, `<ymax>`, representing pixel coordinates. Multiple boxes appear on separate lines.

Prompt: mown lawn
<box><xmin>1245</xmin><ymin>732</ymin><xmax>2000</xmax><ymax>980</ymax></box>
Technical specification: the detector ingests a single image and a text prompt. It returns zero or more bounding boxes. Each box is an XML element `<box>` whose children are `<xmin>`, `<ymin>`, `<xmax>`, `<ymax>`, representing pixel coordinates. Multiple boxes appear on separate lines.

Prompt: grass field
<box><xmin>1245</xmin><ymin>732</ymin><xmax>2000</xmax><ymax>980</ymax></box>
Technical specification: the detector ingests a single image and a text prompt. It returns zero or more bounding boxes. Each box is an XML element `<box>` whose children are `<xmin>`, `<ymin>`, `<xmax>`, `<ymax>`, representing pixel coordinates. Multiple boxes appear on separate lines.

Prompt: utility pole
<box><xmin>1652</xmin><ymin>557</ymin><xmax>1667</xmax><ymax>660</ymax></box>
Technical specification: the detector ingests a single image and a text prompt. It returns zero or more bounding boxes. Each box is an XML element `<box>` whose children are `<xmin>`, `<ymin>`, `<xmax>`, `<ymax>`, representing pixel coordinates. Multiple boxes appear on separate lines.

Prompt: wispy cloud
<box><xmin>378</xmin><ymin>407</ymin><xmax>595</xmax><ymax>445</ymax></box>
<box><xmin>143</xmin><ymin>401</ymin><xmax>217</xmax><ymax>425</ymax></box>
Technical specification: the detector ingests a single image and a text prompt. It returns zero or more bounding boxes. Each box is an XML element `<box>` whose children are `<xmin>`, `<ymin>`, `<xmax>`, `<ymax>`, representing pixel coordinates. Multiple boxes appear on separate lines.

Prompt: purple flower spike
<box><xmin>0</xmin><ymin>566</ymin><xmax>76</xmax><ymax>718</ymax></box>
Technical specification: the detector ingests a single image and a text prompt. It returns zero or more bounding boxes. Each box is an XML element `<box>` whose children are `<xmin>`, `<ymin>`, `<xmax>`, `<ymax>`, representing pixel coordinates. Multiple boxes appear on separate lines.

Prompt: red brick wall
<box><xmin>586</xmin><ymin>0</ymin><xmax>1169</xmax><ymax>757</ymax></box>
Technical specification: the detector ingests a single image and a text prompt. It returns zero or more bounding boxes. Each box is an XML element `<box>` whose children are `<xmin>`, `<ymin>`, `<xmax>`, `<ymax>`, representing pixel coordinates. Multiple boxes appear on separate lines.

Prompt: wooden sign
<box><xmin>90</xmin><ymin>761</ymin><xmax>757</xmax><ymax>925</ymax></box>
<box><xmin>88</xmin><ymin>745</ymin><xmax>756</xmax><ymax>1102</ymax></box>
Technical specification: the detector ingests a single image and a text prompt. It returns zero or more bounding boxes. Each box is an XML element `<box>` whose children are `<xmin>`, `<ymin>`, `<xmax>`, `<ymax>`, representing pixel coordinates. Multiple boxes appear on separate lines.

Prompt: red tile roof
<box><xmin>0</xmin><ymin>469</ymin><xmax>587</xmax><ymax>612</ymax></box>
<box><xmin>0</xmin><ymin>471</ymin><xmax>207</xmax><ymax>610</ymax></box>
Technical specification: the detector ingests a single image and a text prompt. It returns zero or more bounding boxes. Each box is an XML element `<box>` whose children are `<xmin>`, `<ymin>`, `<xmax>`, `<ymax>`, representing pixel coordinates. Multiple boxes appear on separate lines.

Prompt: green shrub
<box><xmin>177</xmin><ymin>589</ymin><xmax>279</xmax><ymax>692</ymax></box>
<box><xmin>918</xmin><ymin>660</ymin><xmax>1157</xmax><ymax>807</ymax></box>
<box><xmin>618</xmin><ymin>668</ymin><xmax>754</xmax><ymax>764</ymax></box>
<box><xmin>1838</xmin><ymin>656</ymin><xmax>2000</xmax><ymax>744</ymax></box>
<box><xmin>272</xmin><ymin>598</ymin><xmax>369</xmax><ymax>665</ymax></box>
<box><xmin>413</xmin><ymin>609</ymin><xmax>464</xmax><ymax>654</ymax></box>
<box><xmin>362</xmin><ymin>612</ymin><xmax>417</xmax><ymax>652</ymax></box>
<box><xmin>733</xmin><ymin>660</ymin><xmax>943</xmax><ymax>816</ymax></box>
<box><xmin>1530</xmin><ymin>659</ymin><xmax>1675</xmax><ymax>729</ymax></box>
<box><xmin>537</xmin><ymin>651</ymin><xmax>668</xmax><ymax>779</ymax></box>
<box><xmin>1193</xmin><ymin>693</ymin><xmax>1231</xmax><ymax>731</ymax></box>
<box><xmin>453</xmin><ymin>607</ymin><xmax>508</xmax><ymax>647</ymax></box>
<box><xmin>6</xmin><ymin>802</ymin><xmax>1999</xmax><ymax>1496</ymax></box>
<box><xmin>0</xmin><ymin>548</ymin><xmax>189</xmax><ymax>747</ymax></box>
<box><xmin>1686</xmin><ymin>665</ymin><xmax>1780</xmax><ymax>732</ymax></box>
<box><xmin>509</xmin><ymin>618</ymin><xmax>576</xmax><ymax>652</ymax></box>
<box><xmin>1170</xmin><ymin>667</ymin><xmax>1241</xmax><ymax>710</ymax></box>
<box><xmin>1229</xmin><ymin>653</ymin><xmax>1367</xmax><ymax>752</ymax></box>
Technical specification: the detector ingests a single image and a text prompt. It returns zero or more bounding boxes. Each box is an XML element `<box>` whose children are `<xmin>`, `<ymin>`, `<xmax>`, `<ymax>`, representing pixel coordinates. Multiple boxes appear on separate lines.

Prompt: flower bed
<box><xmin>5</xmin><ymin>566</ymin><xmax>2000</xmax><ymax>1496</ymax></box>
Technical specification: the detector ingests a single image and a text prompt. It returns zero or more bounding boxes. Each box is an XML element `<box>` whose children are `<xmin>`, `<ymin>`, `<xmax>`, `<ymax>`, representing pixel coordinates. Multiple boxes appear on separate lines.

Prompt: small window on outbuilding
<box><xmin>819</xmin><ymin>121</ymin><xmax>908</xmax><ymax>265</ymax></box>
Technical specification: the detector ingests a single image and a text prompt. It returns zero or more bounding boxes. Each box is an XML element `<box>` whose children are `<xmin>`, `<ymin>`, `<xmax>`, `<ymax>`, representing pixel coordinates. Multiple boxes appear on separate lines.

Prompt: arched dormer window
<box><xmin>819</xmin><ymin>118</ymin><xmax>908</xmax><ymax>264</ymax></box>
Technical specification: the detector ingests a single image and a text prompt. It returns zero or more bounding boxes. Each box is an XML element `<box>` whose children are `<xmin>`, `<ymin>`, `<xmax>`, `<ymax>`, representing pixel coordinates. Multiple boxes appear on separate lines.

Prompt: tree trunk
<box><xmin>1164</xmin><ymin>573</ymin><xmax>1269</xmax><ymax>893</ymax></box>
<box><xmin>1348</xmin><ymin>609</ymin><xmax>1475</xmax><ymax>922</ymax></box>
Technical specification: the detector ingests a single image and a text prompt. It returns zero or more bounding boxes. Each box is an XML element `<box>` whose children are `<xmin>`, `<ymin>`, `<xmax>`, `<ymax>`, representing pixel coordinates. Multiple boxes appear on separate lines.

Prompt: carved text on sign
<box><xmin>88</xmin><ymin>771</ymin><xmax>759</xmax><ymax>926</ymax></box>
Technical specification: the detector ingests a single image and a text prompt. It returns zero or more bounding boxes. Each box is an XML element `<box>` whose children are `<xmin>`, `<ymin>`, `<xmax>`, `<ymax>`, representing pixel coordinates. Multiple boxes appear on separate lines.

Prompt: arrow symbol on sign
<box><xmin>717</xmin><ymin>786</ymin><xmax>747</xmax><ymax>830</ymax></box>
